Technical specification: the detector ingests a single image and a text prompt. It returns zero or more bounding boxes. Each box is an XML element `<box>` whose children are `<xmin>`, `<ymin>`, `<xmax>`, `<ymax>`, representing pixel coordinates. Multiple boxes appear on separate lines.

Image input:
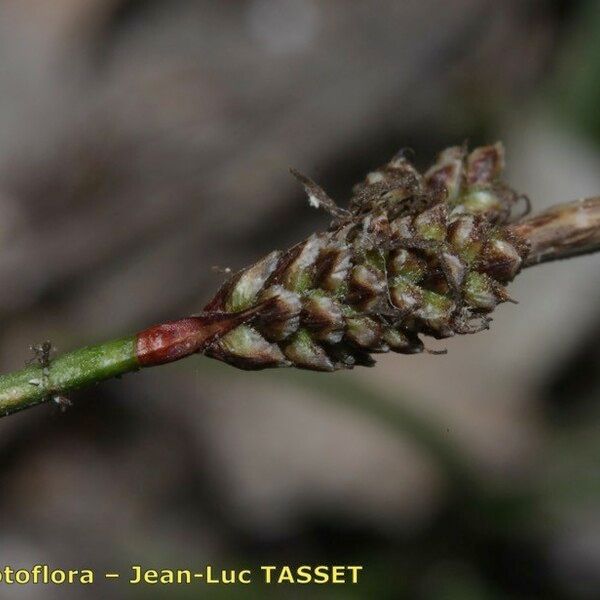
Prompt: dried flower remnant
<box><xmin>203</xmin><ymin>143</ymin><xmax>530</xmax><ymax>371</ymax></box>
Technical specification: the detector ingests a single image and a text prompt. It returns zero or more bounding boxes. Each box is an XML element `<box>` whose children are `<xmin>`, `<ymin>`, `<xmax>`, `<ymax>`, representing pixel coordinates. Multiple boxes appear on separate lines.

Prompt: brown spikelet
<box><xmin>203</xmin><ymin>143</ymin><xmax>531</xmax><ymax>371</ymax></box>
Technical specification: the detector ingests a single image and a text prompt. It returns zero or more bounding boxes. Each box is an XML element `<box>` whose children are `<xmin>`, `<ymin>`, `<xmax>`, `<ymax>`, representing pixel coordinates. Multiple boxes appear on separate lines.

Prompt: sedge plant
<box><xmin>0</xmin><ymin>143</ymin><xmax>598</xmax><ymax>418</ymax></box>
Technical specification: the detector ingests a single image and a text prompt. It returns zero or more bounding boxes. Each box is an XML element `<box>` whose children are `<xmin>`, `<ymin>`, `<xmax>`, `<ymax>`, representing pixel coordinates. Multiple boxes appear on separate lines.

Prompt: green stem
<box><xmin>0</xmin><ymin>308</ymin><xmax>263</xmax><ymax>418</ymax></box>
<box><xmin>0</xmin><ymin>337</ymin><xmax>138</xmax><ymax>417</ymax></box>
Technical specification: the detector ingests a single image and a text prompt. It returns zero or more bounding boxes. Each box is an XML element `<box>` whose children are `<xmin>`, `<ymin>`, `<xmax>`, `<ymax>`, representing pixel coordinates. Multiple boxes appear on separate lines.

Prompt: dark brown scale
<box><xmin>347</xmin><ymin>264</ymin><xmax>387</xmax><ymax>312</ymax></box>
<box><xmin>314</xmin><ymin>244</ymin><xmax>352</xmax><ymax>291</ymax></box>
<box><xmin>256</xmin><ymin>285</ymin><xmax>301</xmax><ymax>341</ymax></box>
<box><xmin>301</xmin><ymin>295</ymin><xmax>345</xmax><ymax>344</ymax></box>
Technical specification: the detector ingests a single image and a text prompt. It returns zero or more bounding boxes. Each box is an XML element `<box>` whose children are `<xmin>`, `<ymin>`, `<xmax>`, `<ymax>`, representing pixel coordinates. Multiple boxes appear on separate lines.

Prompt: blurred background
<box><xmin>0</xmin><ymin>0</ymin><xmax>598</xmax><ymax>598</ymax></box>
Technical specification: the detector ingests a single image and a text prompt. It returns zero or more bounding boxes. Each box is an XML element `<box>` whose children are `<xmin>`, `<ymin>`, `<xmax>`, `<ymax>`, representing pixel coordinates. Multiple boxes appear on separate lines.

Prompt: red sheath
<box><xmin>136</xmin><ymin>309</ymin><xmax>260</xmax><ymax>367</ymax></box>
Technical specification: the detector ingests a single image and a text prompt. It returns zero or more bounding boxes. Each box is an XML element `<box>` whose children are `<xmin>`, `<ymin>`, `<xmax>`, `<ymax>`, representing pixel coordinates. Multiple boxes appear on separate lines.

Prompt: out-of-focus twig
<box><xmin>510</xmin><ymin>197</ymin><xmax>600</xmax><ymax>266</ymax></box>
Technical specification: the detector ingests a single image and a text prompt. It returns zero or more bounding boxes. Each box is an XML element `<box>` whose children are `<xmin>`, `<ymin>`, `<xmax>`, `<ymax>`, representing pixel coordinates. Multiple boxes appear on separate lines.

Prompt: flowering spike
<box><xmin>202</xmin><ymin>143</ymin><xmax>532</xmax><ymax>371</ymax></box>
